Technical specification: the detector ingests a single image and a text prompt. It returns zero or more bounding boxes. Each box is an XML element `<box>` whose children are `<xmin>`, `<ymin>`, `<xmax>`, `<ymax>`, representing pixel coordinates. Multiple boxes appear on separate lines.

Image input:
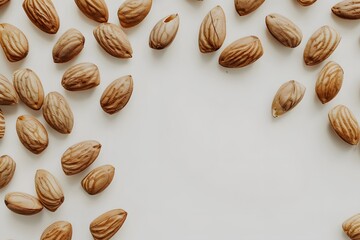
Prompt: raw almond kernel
<box><xmin>75</xmin><ymin>0</ymin><xmax>108</xmax><ymax>23</ymax></box>
<box><xmin>316</xmin><ymin>61</ymin><xmax>343</xmax><ymax>104</ymax></box>
<box><xmin>149</xmin><ymin>14</ymin><xmax>180</xmax><ymax>49</ymax></box>
<box><xmin>4</xmin><ymin>192</ymin><xmax>43</xmax><ymax>215</ymax></box>
<box><xmin>198</xmin><ymin>5</ymin><xmax>226</xmax><ymax>53</ymax></box>
<box><xmin>82</xmin><ymin>165</ymin><xmax>115</xmax><ymax>195</ymax></box>
<box><xmin>42</xmin><ymin>92</ymin><xmax>74</xmax><ymax>134</ymax></box>
<box><xmin>0</xmin><ymin>0</ymin><xmax>10</xmax><ymax>7</ymax></box>
<box><xmin>219</xmin><ymin>36</ymin><xmax>263</xmax><ymax>68</ymax></box>
<box><xmin>297</xmin><ymin>0</ymin><xmax>317</xmax><ymax>6</ymax></box>
<box><xmin>0</xmin><ymin>74</ymin><xmax>18</xmax><ymax>105</ymax></box>
<box><xmin>0</xmin><ymin>109</ymin><xmax>4</xmax><ymax>138</ymax></box>
<box><xmin>93</xmin><ymin>23</ymin><xmax>133</xmax><ymax>58</ymax></box>
<box><xmin>332</xmin><ymin>0</ymin><xmax>360</xmax><ymax>19</ymax></box>
<box><xmin>328</xmin><ymin>105</ymin><xmax>360</xmax><ymax>145</ymax></box>
<box><xmin>62</xmin><ymin>62</ymin><xmax>100</xmax><ymax>91</ymax></box>
<box><xmin>41</xmin><ymin>221</ymin><xmax>72</xmax><ymax>240</ymax></box>
<box><xmin>0</xmin><ymin>23</ymin><xmax>29</xmax><ymax>62</ymax></box>
<box><xmin>304</xmin><ymin>25</ymin><xmax>341</xmax><ymax>66</ymax></box>
<box><xmin>0</xmin><ymin>155</ymin><xmax>16</xmax><ymax>189</ymax></box>
<box><xmin>35</xmin><ymin>169</ymin><xmax>64</xmax><ymax>212</ymax></box>
<box><xmin>52</xmin><ymin>28</ymin><xmax>85</xmax><ymax>63</ymax></box>
<box><xmin>265</xmin><ymin>13</ymin><xmax>302</xmax><ymax>48</ymax></box>
<box><xmin>16</xmin><ymin>115</ymin><xmax>49</xmax><ymax>154</ymax></box>
<box><xmin>90</xmin><ymin>209</ymin><xmax>127</xmax><ymax>240</ymax></box>
<box><xmin>100</xmin><ymin>75</ymin><xmax>133</xmax><ymax>115</ymax></box>
<box><xmin>118</xmin><ymin>0</ymin><xmax>152</xmax><ymax>28</ymax></box>
<box><xmin>13</xmin><ymin>68</ymin><xmax>44</xmax><ymax>110</ymax></box>
<box><xmin>343</xmin><ymin>213</ymin><xmax>360</xmax><ymax>240</ymax></box>
<box><xmin>234</xmin><ymin>0</ymin><xmax>265</xmax><ymax>16</ymax></box>
<box><xmin>22</xmin><ymin>0</ymin><xmax>59</xmax><ymax>34</ymax></box>
<box><xmin>272</xmin><ymin>80</ymin><xmax>306</xmax><ymax>118</ymax></box>
<box><xmin>61</xmin><ymin>140</ymin><xmax>101</xmax><ymax>175</ymax></box>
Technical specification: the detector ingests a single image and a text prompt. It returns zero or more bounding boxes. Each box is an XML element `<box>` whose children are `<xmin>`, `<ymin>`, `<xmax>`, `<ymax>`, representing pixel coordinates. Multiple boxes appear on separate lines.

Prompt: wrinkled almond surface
<box><xmin>332</xmin><ymin>0</ymin><xmax>360</xmax><ymax>19</ymax></box>
<box><xmin>0</xmin><ymin>155</ymin><xmax>15</xmax><ymax>189</ymax></box>
<box><xmin>316</xmin><ymin>61</ymin><xmax>343</xmax><ymax>104</ymax></box>
<box><xmin>118</xmin><ymin>0</ymin><xmax>152</xmax><ymax>28</ymax></box>
<box><xmin>82</xmin><ymin>165</ymin><xmax>115</xmax><ymax>195</ymax></box>
<box><xmin>234</xmin><ymin>0</ymin><xmax>265</xmax><ymax>16</ymax></box>
<box><xmin>90</xmin><ymin>209</ymin><xmax>127</xmax><ymax>240</ymax></box>
<box><xmin>75</xmin><ymin>0</ymin><xmax>108</xmax><ymax>23</ymax></box>
<box><xmin>0</xmin><ymin>0</ymin><xmax>10</xmax><ymax>7</ymax></box>
<box><xmin>0</xmin><ymin>23</ymin><xmax>29</xmax><ymax>62</ymax></box>
<box><xmin>149</xmin><ymin>14</ymin><xmax>180</xmax><ymax>49</ymax></box>
<box><xmin>0</xmin><ymin>74</ymin><xmax>18</xmax><ymax>105</ymax></box>
<box><xmin>52</xmin><ymin>28</ymin><xmax>85</xmax><ymax>63</ymax></box>
<box><xmin>0</xmin><ymin>109</ymin><xmax>4</xmax><ymax>138</ymax></box>
<box><xmin>343</xmin><ymin>213</ymin><xmax>360</xmax><ymax>240</ymax></box>
<box><xmin>5</xmin><ymin>192</ymin><xmax>43</xmax><ymax>215</ymax></box>
<box><xmin>62</xmin><ymin>62</ymin><xmax>100</xmax><ymax>91</ymax></box>
<box><xmin>41</xmin><ymin>221</ymin><xmax>72</xmax><ymax>240</ymax></box>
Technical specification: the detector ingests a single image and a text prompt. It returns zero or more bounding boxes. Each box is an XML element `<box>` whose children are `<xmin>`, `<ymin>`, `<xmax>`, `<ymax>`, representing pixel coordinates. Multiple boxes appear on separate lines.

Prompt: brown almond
<box><xmin>82</xmin><ymin>165</ymin><xmax>115</xmax><ymax>195</ymax></box>
<box><xmin>343</xmin><ymin>213</ymin><xmax>360</xmax><ymax>240</ymax></box>
<box><xmin>332</xmin><ymin>0</ymin><xmax>360</xmax><ymax>19</ymax></box>
<box><xmin>52</xmin><ymin>28</ymin><xmax>85</xmax><ymax>63</ymax></box>
<box><xmin>0</xmin><ymin>155</ymin><xmax>16</xmax><ymax>189</ymax></box>
<box><xmin>297</xmin><ymin>0</ymin><xmax>317</xmax><ymax>6</ymax></box>
<box><xmin>0</xmin><ymin>109</ymin><xmax>4</xmax><ymax>138</ymax></box>
<box><xmin>4</xmin><ymin>192</ymin><xmax>43</xmax><ymax>215</ymax></box>
<box><xmin>62</xmin><ymin>62</ymin><xmax>100</xmax><ymax>91</ymax></box>
<box><xmin>41</xmin><ymin>221</ymin><xmax>72</xmax><ymax>240</ymax></box>
<box><xmin>118</xmin><ymin>0</ymin><xmax>152</xmax><ymax>28</ymax></box>
<box><xmin>0</xmin><ymin>0</ymin><xmax>10</xmax><ymax>7</ymax></box>
<box><xmin>0</xmin><ymin>74</ymin><xmax>18</xmax><ymax>105</ymax></box>
<box><xmin>149</xmin><ymin>14</ymin><xmax>179</xmax><ymax>49</ymax></box>
<box><xmin>90</xmin><ymin>209</ymin><xmax>127</xmax><ymax>240</ymax></box>
<box><xmin>75</xmin><ymin>0</ymin><xmax>108</xmax><ymax>23</ymax></box>
<box><xmin>234</xmin><ymin>0</ymin><xmax>265</xmax><ymax>16</ymax></box>
<box><xmin>0</xmin><ymin>23</ymin><xmax>29</xmax><ymax>62</ymax></box>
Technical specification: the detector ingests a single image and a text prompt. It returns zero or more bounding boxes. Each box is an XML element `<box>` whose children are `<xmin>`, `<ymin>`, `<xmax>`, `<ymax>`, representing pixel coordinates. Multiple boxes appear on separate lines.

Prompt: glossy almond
<box><xmin>219</xmin><ymin>36</ymin><xmax>263</xmax><ymax>68</ymax></box>
<box><xmin>272</xmin><ymin>80</ymin><xmax>306</xmax><ymax>118</ymax></box>
<box><xmin>100</xmin><ymin>75</ymin><xmax>133</xmax><ymax>115</ymax></box>
<box><xmin>118</xmin><ymin>0</ymin><xmax>152</xmax><ymax>28</ymax></box>
<box><xmin>234</xmin><ymin>0</ymin><xmax>265</xmax><ymax>16</ymax></box>
<box><xmin>304</xmin><ymin>25</ymin><xmax>341</xmax><ymax>66</ymax></box>
<box><xmin>61</xmin><ymin>140</ymin><xmax>101</xmax><ymax>175</ymax></box>
<box><xmin>13</xmin><ymin>68</ymin><xmax>44</xmax><ymax>110</ymax></box>
<box><xmin>332</xmin><ymin>0</ymin><xmax>360</xmax><ymax>19</ymax></box>
<box><xmin>297</xmin><ymin>0</ymin><xmax>317</xmax><ymax>6</ymax></box>
<box><xmin>149</xmin><ymin>14</ymin><xmax>180</xmax><ymax>49</ymax></box>
<box><xmin>90</xmin><ymin>209</ymin><xmax>127</xmax><ymax>240</ymax></box>
<box><xmin>93</xmin><ymin>23</ymin><xmax>132</xmax><ymax>58</ymax></box>
<box><xmin>22</xmin><ymin>0</ymin><xmax>59</xmax><ymax>34</ymax></box>
<box><xmin>82</xmin><ymin>165</ymin><xmax>115</xmax><ymax>195</ymax></box>
<box><xmin>0</xmin><ymin>74</ymin><xmax>18</xmax><ymax>105</ymax></box>
<box><xmin>198</xmin><ymin>5</ymin><xmax>226</xmax><ymax>53</ymax></box>
<box><xmin>0</xmin><ymin>23</ymin><xmax>29</xmax><ymax>62</ymax></box>
<box><xmin>62</xmin><ymin>62</ymin><xmax>100</xmax><ymax>91</ymax></box>
<box><xmin>41</xmin><ymin>221</ymin><xmax>72</xmax><ymax>240</ymax></box>
<box><xmin>316</xmin><ymin>61</ymin><xmax>343</xmax><ymax>104</ymax></box>
<box><xmin>0</xmin><ymin>0</ymin><xmax>10</xmax><ymax>7</ymax></box>
<box><xmin>4</xmin><ymin>192</ymin><xmax>43</xmax><ymax>215</ymax></box>
<box><xmin>343</xmin><ymin>213</ymin><xmax>360</xmax><ymax>240</ymax></box>
<box><xmin>43</xmin><ymin>92</ymin><xmax>74</xmax><ymax>134</ymax></box>
<box><xmin>75</xmin><ymin>0</ymin><xmax>108</xmax><ymax>23</ymax></box>
<box><xmin>0</xmin><ymin>109</ymin><xmax>4</xmax><ymax>138</ymax></box>
<box><xmin>329</xmin><ymin>105</ymin><xmax>360</xmax><ymax>145</ymax></box>
<box><xmin>0</xmin><ymin>155</ymin><xmax>16</xmax><ymax>189</ymax></box>
<box><xmin>265</xmin><ymin>13</ymin><xmax>302</xmax><ymax>48</ymax></box>
<box><xmin>52</xmin><ymin>28</ymin><xmax>85</xmax><ymax>63</ymax></box>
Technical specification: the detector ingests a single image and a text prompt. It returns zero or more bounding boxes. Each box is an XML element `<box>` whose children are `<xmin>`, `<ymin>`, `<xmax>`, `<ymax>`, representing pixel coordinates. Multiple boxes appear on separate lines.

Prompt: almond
<box><xmin>272</xmin><ymin>80</ymin><xmax>306</xmax><ymax>118</ymax></box>
<box><xmin>0</xmin><ymin>109</ymin><xmax>4</xmax><ymax>138</ymax></box>
<box><xmin>149</xmin><ymin>14</ymin><xmax>180</xmax><ymax>49</ymax></box>
<box><xmin>198</xmin><ymin>5</ymin><xmax>226</xmax><ymax>53</ymax></box>
<box><xmin>13</xmin><ymin>68</ymin><xmax>44</xmax><ymax>110</ymax></box>
<box><xmin>16</xmin><ymin>115</ymin><xmax>49</xmax><ymax>154</ymax></box>
<box><xmin>0</xmin><ymin>74</ymin><xmax>18</xmax><ymax>105</ymax></box>
<box><xmin>265</xmin><ymin>13</ymin><xmax>302</xmax><ymax>48</ymax></box>
<box><xmin>41</xmin><ymin>221</ymin><xmax>72</xmax><ymax>240</ymax></box>
<box><xmin>42</xmin><ymin>92</ymin><xmax>74</xmax><ymax>134</ymax></box>
<box><xmin>332</xmin><ymin>0</ymin><xmax>360</xmax><ymax>19</ymax></box>
<box><xmin>93</xmin><ymin>23</ymin><xmax>133</xmax><ymax>58</ymax></box>
<box><xmin>62</xmin><ymin>62</ymin><xmax>100</xmax><ymax>91</ymax></box>
<box><xmin>82</xmin><ymin>165</ymin><xmax>115</xmax><ymax>195</ymax></box>
<box><xmin>0</xmin><ymin>155</ymin><xmax>16</xmax><ymax>189</ymax></box>
<box><xmin>61</xmin><ymin>140</ymin><xmax>101</xmax><ymax>175</ymax></box>
<box><xmin>90</xmin><ymin>209</ymin><xmax>127</xmax><ymax>240</ymax></box>
<box><xmin>343</xmin><ymin>213</ymin><xmax>360</xmax><ymax>240</ymax></box>
<box><xmin>328</xmin><ymin>105</ymin><xmax>360</xmax><ymax>145</ymax></box>
<box><xmin>234</xmin><ymin>0</ymin><xmax>265</xmax><ymax>16</ymax></box>
<box><xmin>0</xmin><ymin>0</ymin><xmax>10</xmax><ymax>7</ymax></box>
<box><xmin>296</xmin><ymin>0</ymin><xmax>317</xmax><ymax>6</ymax></box>
<box><xmin>100</xmin><ymin>75</ymin><xmax>133</xmax><ymax>115</ymax></box>
<box><xmin>303</xmin><ymin>25</ymin><xmax>341</xmax><ymax>66</ymax></box>
<box><xmin>22</xmin><ymin>0</ymin><xmax>60</xmax><ymax>34</ymax></box>
<box><xmin>52</xmin><ymin>28</ymin><xmax>85</xmax><ymax>63</ymax></box>
<box><xmin>117</xmin><ymin>0</ymin><xmax>152</xmax><ymax>28</ymax></box>
<box><xmin>75</xmin><ymin>0</ymin><xmax>108</xmax><ymax>23</ymax></box>
<box><xmin>219</xmin><ymin>36</ymin><xmax>263</xmax><ymax>68</ymax></box>
<box><xmin>4</xmin><ymin>192</ymin><xmax>43</xmax><ymax>215</ymax></box>
<box><xmin>0</xmin><ymin>23</ymin><xmax>29</xmax><ymax>62</ymax></box>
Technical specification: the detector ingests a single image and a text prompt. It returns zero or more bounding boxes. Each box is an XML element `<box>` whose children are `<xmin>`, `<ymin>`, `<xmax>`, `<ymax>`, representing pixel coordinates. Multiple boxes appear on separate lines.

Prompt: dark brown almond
<box><xmin>75</xmin><ymin>0</ymin><xmax>108</xmax><ymax>23</ymax></box>
<box><xmin>234</xmin><ymin>0</ymin><xmax>265</xmax><ymax>16</ymax></box>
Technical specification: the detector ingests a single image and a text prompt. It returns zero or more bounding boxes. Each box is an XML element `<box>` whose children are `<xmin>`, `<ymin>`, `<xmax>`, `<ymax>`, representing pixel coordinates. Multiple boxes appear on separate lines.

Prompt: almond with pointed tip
<box><xmin>118</xmin><ymin>0</ymin><xmax>152</xmax><ymax>28</ymax></box>
<box><xmin>297</xmin><ymin>0</ymin><xmax>317</xmax><ymax>6</ymax></box>
<box><xmin>332</xmin><ymin>0</ymin><xmax>360</xmax><ymax>19</ymax></box>
<box><xmin>52</xmin><ymin>28</ymin><xmax>85</xmax><ymax>63</ymax></box>
<box><xmin>149</xmin><ymin>14</ymin><xmax>180</xmax><ymax>49</ymax></box>
<box><xmin>4</xmin><ymin>192</ymin><xmax>43</xmax><ymax>215</ymax></box>
<box><xmin>0</xmin><ymin>23</ymin><xmax>29</xmax><ymax>62</ymax></box>
<box><xmin>0</xmin><ymin>155</ymin><xmax>16</xmax><ymax>189</ymax></box>
<box><xmin>82</xmin><ymin>165</ymin><xmax>115</xmax><ymax>195</ymax></box>
<box><xmin>62</xmin><ymin>62</ymin><xmax>100</xmax><ymax>91</ymax></box>
<box><xmin>343</xmin><ymin>213</ymin><xmax>360</xmax><ymax>240</ymax></box>
<box><xmin>0</xmin><ymin>0</ymin><xmax>10</xmax><ymax>7</ymax></box>
<box><xmin>75</xmin><ymin>0</ymin><xmax>108</xmax><ymax>23</ymax></box>
<box><xmin>234</xmin><ymin>0</ymin><xmax>265</xmax><ymax>16</ymax></box>
<box><xmin>90</xmin><ymin>209</ymin><xmax>127</xmax><ymax>240</ymax></box>
<box><xmin>0</xmin><ymin>109</ymin><xmax>4</xmax><ymax>138</ymax></box>
<box><xmin>0</xmin><ymin>74</ymin><xmax>18</xmax><ymax>105</ymax></box>
<box><xmin>41</xmin><ymin>221</ymin><xmax>72</xmax><ymax>240</ymax></box>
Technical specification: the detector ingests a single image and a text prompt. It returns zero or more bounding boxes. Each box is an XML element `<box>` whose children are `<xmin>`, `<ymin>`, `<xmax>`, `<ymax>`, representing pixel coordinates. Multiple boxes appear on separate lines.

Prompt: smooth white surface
<box><xmin>1</xmin><ymin>0</ymin><xmax>360</xmax><ymax>239</ymax></box>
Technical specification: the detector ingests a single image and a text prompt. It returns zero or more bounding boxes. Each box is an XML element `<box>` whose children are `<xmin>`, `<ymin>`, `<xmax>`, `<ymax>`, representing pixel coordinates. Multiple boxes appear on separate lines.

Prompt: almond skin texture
<box><xmin>272</xmin><ymin>80</ymin><xmax>306</xmax><ymax>118</ymax></box>
<box><xmin>332</xmin><ymin>0</ymin><xmax>360</xmax><ymax>19</ymax></box>
<box><xmin>90</xmin><ymin>209</ymin><xmax>127</xmax><ymax>240</ymax></box>
<box><xmin>149</xmin><ymin>14</ymin><xmax>180</xmax><ymax>49</ymax></box>
<box><xmin>0</xmin><ymin>0</ymin><xmax>10</xmax><ymax>7</ymax></box>
<box><xmin>219</xmin><ymin>36</ymin><xmax>263</xmax><ymax>68</ymax></box>
<box><xmin>62</xmin><ymin>62</ymin><xmax>100</xmax><ymax>91</ymax></box>
<box><xmin>265</xmin><ymin>13</ymin><xmax>302</xmax><ymax>48</ymax></box>
<box><xmin>41</xmin><ymin>221</ymin><xmax>72</xmax><ymax>240</ymax></box>
<box><xmin>0</xmin><ymin>23</ymin><xmax>29</xmax><ymax>62</ymax></box>
<box><xmin>234</xmin><ymin>0</ymin><xmax>265</xmax><ymax>16</ymax></box>
<box><xmin>61</xmin><ymin>140</ymin><xmax>102</xmax><ymax>175</ymax></box>
<box><xmin>16</xmin><ymin>115</ymin><xmax>48</xmax><ymax>154</ymax></box>
<box><xmin>4</xmin><ymin>192</ymin><xmax>43</xmax><ymax>215</ymax></box>
<box><xmin>42</xmin><ymin>92</ymin><xmax>74</xmax><ymax>134</ymax></box>
<box><xmin>304</xmin><ymin>25</ymin><xmax>341</xmax><ymax>66</ymax></box>
<box><xmin>93</xmin><ymin>23</ymin><xmax>133</xmax><ymax>58</ymax></box>
<box><xmin>198</xmin><ymin>5</ymin><xmax>226</xmax><ymax>53</ymax></box>
<box><xmin>328</xmin><ymin>105</ymin><xmax>360</xmax><ymax>145</ymax></box>
<box><xmin>297</xmin><ymin>0</ymin><xmax>317</xmax><ymax>6</ymax></box>
<box><xmin>118</xmin><ymin>0</ymin><xmax>152</xmax><ymax>28</ymax></box>
<box><xmin>0</xmin><ymin>109</ymin><xmax>5</xmax><ymax>138</ymax></box>
<box><xmin>75</xmin><ymin>0</ymin><xmax>108</xmax><ymax>23</ymax></box>
<box><xmin>22</xmin><ymin>0</ymin><xmax>60</xmax><ymax>34</ymax></box>
<box><xmin>100</xmin><ymin>75</ymin><xmax>133</xmax><ymax>115</ymax></box>
<box><xmin>0</xmin><ymin>155</ymin><xmax>16</xmax><ymax>189</ymax></box>
<box><xmin>52</xmin><ymin>28</ymin><xmax>85</xmax><ymax>63</ymax></box>
<box><xmin>316</xmin><ymin>61</ymin><xmax>343</xmax><ymax>104</ymax></box>
<box><xmin>0</xmin><ymin>74</ymin><xmax>18</xmax><ymax>105</ymax></box>
<box><xmin>343</xmin><ymin>213</ymin><xmax>360</xmax><ymax>240</ymax></box>
<box><xmin>13</xmin><ymin>68</ymin><xmax>44</xmax><ymax>110</ymax></box>
<box><xmin>82</xmin><ymin>165</ymin><xmax>115</xmax><ymax>195</ymax></box>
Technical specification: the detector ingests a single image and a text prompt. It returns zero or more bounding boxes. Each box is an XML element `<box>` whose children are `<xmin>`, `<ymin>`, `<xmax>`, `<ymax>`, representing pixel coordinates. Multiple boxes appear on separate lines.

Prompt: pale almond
<box><xmin>62</xmin><ymin>62</ymin><xmax>100</xmax><ymax>91</ymax></box>
<box><xmin>118</xmin><ymin>0</ymin><xmax>152</xmax><ymax>28</ymax></box>
<box><xmin>149</xmin><ymin>14</ymin><xmax>180</xmax><ymax>49</ymax></box>
<box><xmin>343</xmin><ymin>213</ymin><xmax>360</xmax><ymax>240</ymax></box>
<box><xmin>52</xmin><ymin>28</ymin><xmax>85</xmax><ymax>63</ymax></box>
<box><xmin>4</xmin><ymin>192</ymin><xmax>43</xmax><ymax>215</ymax></box>
<box><xmin>90</xmin><ymin>209</ymin><xmax>127</xmax><ymax>240</ymax></box>
<box><xmin>0</xmin><ymin>23</ymin><xmax>29</xmax><ymax>62</ymax></box>
<box><xmin>0</xmin><ymin>155</ymin><xmax>16</xmax><ymax>189</ymax></box>
<box><xmin>316</xmin><ymin>61</ymin><xmax>343</xmax><ymax>104</ymax></box>
<box><xmin>75</xmin><ymin>0</ymin><xmax>108</xmax><ymax>23</ymax></box>
<box><xmin>82</xmin><ymin>165</ymin><xmax>115</xmax><ymax>195</ymax></box>
<box><xmin>0</xmin><ymin>74</ymin><xmax>18</xmax><ymax>105</ymax></box>
<box><xmin>332</xmin><ymin>0</ymin><xmax>360</xmax><ymax>19</ymax></box>
<box><xmin>297</xmin><ymin>0</ymin><xmax>317</xmax><ymax>6</ymax></box>
<box><xmin>41</xmin><ymin>221</ymin><xmax>72</xmax><ymax>240</ymax></box>
<box><xmin>234</xmin><ymin>0</ymin><xmax>265</xmax><ymax>16</ymax></box>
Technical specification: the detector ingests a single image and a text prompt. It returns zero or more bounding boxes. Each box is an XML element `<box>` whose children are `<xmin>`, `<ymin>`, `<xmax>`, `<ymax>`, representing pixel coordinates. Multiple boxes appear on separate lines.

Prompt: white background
<box><xmin>1</xmin><ymin>0</ymin><xmax>360</xmax><ymax>239</ymax></box>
